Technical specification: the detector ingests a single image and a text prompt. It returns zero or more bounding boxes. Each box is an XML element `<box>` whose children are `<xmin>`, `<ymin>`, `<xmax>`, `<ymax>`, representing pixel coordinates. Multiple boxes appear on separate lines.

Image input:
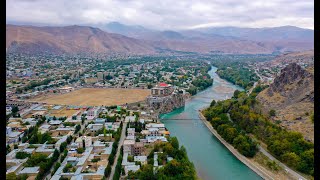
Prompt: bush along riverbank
<box><xmin>202</xmin><ymin>88</ymin><xmax>314</xmax><ymax>177</ymax></box>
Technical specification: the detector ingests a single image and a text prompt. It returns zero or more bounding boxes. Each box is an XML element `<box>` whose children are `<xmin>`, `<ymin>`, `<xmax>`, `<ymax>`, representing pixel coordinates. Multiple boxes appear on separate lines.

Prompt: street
<box><xmin>109</xmin><ymin>122</ymin><xmax>127</xmax><ymax>179</ymax></box>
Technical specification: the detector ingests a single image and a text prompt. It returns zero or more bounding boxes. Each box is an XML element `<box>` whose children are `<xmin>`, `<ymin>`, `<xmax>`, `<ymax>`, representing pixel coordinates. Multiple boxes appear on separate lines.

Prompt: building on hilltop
<box><xmin>146</xmin><ymin>83</ymin><xmax>186</xmax><ymax>114</ymax></box>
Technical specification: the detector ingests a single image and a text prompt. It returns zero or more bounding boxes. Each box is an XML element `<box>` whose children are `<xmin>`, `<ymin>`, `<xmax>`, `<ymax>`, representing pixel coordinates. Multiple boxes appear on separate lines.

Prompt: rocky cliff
<box><xmin>147</xmin><ymin>92</ymin><xmax>186</xmax><ymax>115</ymax></box>
<box><xmin>257</xmin><ymin>63</ymin><xmax>314</xmax><ymax>142</ymax></box>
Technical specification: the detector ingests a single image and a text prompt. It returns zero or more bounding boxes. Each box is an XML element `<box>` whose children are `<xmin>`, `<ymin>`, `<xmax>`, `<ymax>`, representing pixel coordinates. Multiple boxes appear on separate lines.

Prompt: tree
<box><xmin>210</xmin><ymin>100</ymin><xmax>216</xmax><ymax>107</ymax></box>
<box><xmin>11</xmin><ymin>106</ymin><xmax>19</xmax><ymax>116</ymax></box>
<box><xmin>233</xmin><ymin>90</ymin><xmax>241</xmax><ymax>99</ymax></box>
<box><xmin>82</xmin><ymin>139</ymin><xmax>86</xmax><ymax>149</ymax></box>
<box><xmin>6</xmin><ymin>172</ymin><xmax>17</xmax><ymax>180</ymax></box>
<box><xmin>128</xmin><ymin>155</ymin><xmax>134</xmax><ymax>162</ymax></box>
<box><xmin>60</xmin><ymin>142</ymin><xmax>67</xmax><ymax>153</ymax></box>
<box><xmin>269</xmin><ymin>109</ymin><xmax>276</xmax><ymax>117</ymax></box>
<box><xmin>75</xmin><ymin>125</ymin><xmax>81</xmax><ymax>133</ymax></box>
<box><xmin>104</xmin><ymin>164</ymin><xmax>111</xmax><ymax>177</ymax></box>
<box><xmin>91</xmin><ymin>158</ymin><xmax>101</xmax><ymax>169</ymax></box>
<box><xmin>281</xmin><ymin>152</ymin><xmax>301</xmax><ymax>168</ymax></box>
<box><xmin>170</xmin><ymin>137</ymin><xmax>179</xmax><ymax>149</ymax></box>
<box><xmin>77</xmin><ymin>148</ymin><xmax>84</xmax><ymax>154</ymax></box>
<box><xmin>16</xmin><ymin>152</ymin><xmax>31</xmax><ymax>159</ymax></box>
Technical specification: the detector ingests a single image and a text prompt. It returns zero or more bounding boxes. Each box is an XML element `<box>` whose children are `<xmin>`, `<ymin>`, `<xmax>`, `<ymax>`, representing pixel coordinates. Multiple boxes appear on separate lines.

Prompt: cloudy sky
<box><xmin>6</xmin><ymin>0</ymin><xmax>314</xmax><ymax>30</ymax></box>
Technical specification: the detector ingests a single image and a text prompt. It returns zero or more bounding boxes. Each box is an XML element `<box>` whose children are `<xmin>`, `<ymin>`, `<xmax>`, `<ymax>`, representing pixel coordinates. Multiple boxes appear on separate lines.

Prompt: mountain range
<box><xmin>6</xmin><ymin>22</ymin><xmax>314</xmax><ymax>55</ymax></box>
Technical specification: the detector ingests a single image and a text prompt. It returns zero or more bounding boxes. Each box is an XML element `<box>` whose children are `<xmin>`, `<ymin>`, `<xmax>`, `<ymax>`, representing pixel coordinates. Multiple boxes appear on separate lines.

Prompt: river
<box><xmin>160</xmin><ymin>66</ymin><xmax>262</xmax><ymax>180</ymax></box>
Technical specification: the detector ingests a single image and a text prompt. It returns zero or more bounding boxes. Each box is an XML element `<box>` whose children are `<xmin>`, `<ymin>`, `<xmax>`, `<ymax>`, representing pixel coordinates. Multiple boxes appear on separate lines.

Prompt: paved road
<box><xmin>229</xmin><ymin>113</ymin><xmax>306</xmax><ymax>180</ymax></box>
<box><xmin>245</xmin><ymin>69</ymin><xmax>307</xmax><ymax>180</ymax></box>
<box><xmin>258</xmin><ymin>146</ymin><xmax>307</xmax><ymax>180</ymax></box>
<box><xmin>109</xmin><ymin>122</ymin><xmax>127</xmax><ymax>180</ymax></box>
<box><xmin>247</xmin><ymin>68</ymin><xmax>261</xmax><ymax>95</ymax></box>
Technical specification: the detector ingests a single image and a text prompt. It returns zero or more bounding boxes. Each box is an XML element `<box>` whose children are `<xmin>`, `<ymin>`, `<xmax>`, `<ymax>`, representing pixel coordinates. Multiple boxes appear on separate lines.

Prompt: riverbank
<box><xmin>198</xmin><ymin>110</ymin><xmax>275</xmax><ymax>180</ymax></box>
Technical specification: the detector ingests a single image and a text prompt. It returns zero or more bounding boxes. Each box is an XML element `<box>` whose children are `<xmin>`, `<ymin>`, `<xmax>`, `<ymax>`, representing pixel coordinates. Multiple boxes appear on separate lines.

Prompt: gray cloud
<box><xmin>6</xmin><ymin>0</ymin><xmax>314</xmax><ymax>30</ymax></box>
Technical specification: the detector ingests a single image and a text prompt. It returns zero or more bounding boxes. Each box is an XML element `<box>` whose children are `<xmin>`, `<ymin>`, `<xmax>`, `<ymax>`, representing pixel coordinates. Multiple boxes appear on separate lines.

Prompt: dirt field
<box><xmin>31</xmin><ymin>88</ymin><xmax>151</xmax><ymax>106</ymax></box>
<box><xmin>50</xmin><ymin>108</ymin><xmax>80</xmax><ymax>117</ymax></box>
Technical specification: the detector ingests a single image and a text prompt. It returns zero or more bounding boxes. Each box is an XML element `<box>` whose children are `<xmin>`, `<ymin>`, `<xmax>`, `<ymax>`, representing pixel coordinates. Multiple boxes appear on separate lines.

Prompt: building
<box><xmin>75</xmin><ymin>136</ymin><xmax>92</xmax><ymax>148</ymax></box>
<box><xmin>134</xmin><ymin>156</ymin><xmax>147</xmax><ymax>165</ymax></box>
<box><xmin>151</xmin><ymin>83</ymin><xmax>173</xmax><ymax>97</ymax></box>
<box><xmin>123</xmin><ymin>140</ymin><xmax>135</xmax><ymax>155</ymax></box>
<box><xmin>97</xmin><ymin>72</ymin><xmax>104</xmax><ymax>81</ymax></box>
<box><xmin>127</xmin><ymin>128</ymin><xmax>135</xmax><ymax>136</ymax></box>
<box><xmin>131</xmin><ymin>142</ymin><xmax>144</xmax><ymax>156</ymax></box>
<box><xmin>19</xmin><ymin>167</ymin><xmax>40</xmax><ymax>176</ymax></box>
<box><xmin>86</xmin><ymin>107</ymin><xmax>101</xmax><ymax>120</ymax></box>
<box><xmin>57</xmin><ymin>87</ymin><xmax>74</xmax><ymax>93</ymax></box>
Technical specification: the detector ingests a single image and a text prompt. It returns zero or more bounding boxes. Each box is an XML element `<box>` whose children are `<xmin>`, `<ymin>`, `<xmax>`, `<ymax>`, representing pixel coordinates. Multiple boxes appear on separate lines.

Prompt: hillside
<box><xmin>257</xmin><ymin>63</ymin><xmax>314</xmax><ymax>142</ymax></box>
<box><xmin>6</xmin><ymin>24</ymin><xmax>155</xmax><ymax>55</ymax></box>
<box><xmin>270</xmin><ymin>50</ymin><xmax>314</xmax><ymax>66</ymax></box>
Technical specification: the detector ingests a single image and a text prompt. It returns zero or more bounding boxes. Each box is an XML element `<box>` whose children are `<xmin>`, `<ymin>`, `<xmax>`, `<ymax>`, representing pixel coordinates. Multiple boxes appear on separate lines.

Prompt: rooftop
<box><xmin>19</xmin><ymin>167</ymin><xmax>40</xmax><ymax>174</ymax></box>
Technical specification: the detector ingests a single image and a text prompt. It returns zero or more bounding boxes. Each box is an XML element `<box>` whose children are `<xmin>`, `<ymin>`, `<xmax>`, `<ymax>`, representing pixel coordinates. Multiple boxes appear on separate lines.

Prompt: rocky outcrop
<box><xmin>267</xmin><ymin>63</ymin><xmax>314</xmax><ymax>104</ymax></box>
<box><xmin>159</xmin><ymin>93</ymin><xmax>185</xmax><ymax>114</ymax></box>
<box><xmin>257</xmin><ymin>63</ymin><xmax>314</xmax><ymax>142</ymax></box>
<box><xmin>147</xmin><ymin>92</ymin><xmax>187</xmax><ymax>115</ymax></box>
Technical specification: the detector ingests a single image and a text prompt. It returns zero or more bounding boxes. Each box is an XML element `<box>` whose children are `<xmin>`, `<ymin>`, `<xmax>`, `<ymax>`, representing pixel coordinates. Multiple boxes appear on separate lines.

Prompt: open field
<box><xmin>29</xmin><ymin>88</ymin><xmax>151</xmax><ymax>106</ymax></box>
<box><xmin>49</xmin><ymin>108</ymin><xmax>80</xmax><ymax>117</ymax></box>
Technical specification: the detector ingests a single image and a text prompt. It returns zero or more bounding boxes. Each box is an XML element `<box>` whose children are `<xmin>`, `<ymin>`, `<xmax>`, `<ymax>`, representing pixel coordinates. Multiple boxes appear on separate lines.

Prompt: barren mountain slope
<box><xmin>6</xmin><ymin>25</ymin><xmax>155</xmax><ymax>54</ymax></box>
<box><xmin>257</xmin><ymin>63</ymin><xmax>314</xmax><ymax>142</ymax></box>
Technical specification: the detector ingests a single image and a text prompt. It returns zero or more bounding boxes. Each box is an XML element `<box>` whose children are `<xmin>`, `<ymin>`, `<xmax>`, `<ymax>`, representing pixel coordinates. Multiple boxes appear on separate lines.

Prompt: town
<box><xmin>6</xmin><ymin>99</ymin><xmax>195</xmax><ymax>179</ymax></box>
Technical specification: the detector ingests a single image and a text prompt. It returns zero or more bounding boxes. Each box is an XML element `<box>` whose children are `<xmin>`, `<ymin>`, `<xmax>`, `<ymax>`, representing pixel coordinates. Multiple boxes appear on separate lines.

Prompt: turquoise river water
<box><xmin>160</xmin><ymin>66</ymin><xmax>262</xmax><ymax>180</ymax></box>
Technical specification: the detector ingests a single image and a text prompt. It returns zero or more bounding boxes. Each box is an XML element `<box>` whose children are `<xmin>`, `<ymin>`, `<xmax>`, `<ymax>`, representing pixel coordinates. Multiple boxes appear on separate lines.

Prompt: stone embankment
<box><xmin>198</xmin><ymin>110</ymin><xmax>275</xmax><ymax>180</ymax></box>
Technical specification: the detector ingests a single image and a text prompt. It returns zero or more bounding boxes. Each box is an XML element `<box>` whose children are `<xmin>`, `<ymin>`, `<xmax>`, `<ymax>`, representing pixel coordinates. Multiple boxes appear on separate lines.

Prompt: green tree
<box><xmin>281</xmin><ymin>152</ymin><xmax>301</xmax><ymax>168</ymax></box>
<box><xmin>170</xmin><ymin>137</ymin><xmax>179</xmax><ymax>149</ymax></box>
<box><xmin>16</xmin><ymin>152</ymin><xmax>31</xmax><ymax>159</ymax></box>
<box><xmin>77</xmin><ymin>147</ymin><xmax>84</xmax><ymax>154</ymax></box>
<box><xmin>269</xmin><ymin>109</ymin><xmax>276</xmax><ymax>117</ymax></box>
<box><xmin>233</xmin><ymin>90</ymin><xmax>241</xmax><ymax>98</ymax></box>
<box><xmin>210</xmin><ymin>100</ymin><xmax>216</xmax><ymax>107</ymax></box>
<box><xmin>104</xmin><ymin>164</ymin><xmax>111</xmax><ymax>177</ymax></box>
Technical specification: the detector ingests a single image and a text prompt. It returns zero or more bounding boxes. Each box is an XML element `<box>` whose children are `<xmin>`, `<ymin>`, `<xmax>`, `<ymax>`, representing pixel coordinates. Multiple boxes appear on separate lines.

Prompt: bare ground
<box><xmin>29</xmin><ymin>88</ymin><xmax>150</xmax><ymax>106</ymax></box>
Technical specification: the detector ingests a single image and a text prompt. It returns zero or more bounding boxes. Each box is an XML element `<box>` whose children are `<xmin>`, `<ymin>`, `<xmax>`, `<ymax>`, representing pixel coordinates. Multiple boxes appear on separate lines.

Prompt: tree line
<box><xmin>203</xmin><ymin>88</ymin><xmax>314</xmax><ymax>176</ymax></box>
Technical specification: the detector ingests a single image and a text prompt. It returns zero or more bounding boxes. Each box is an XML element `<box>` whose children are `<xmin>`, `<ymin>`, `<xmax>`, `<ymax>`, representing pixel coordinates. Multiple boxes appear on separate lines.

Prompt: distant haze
<box><xmin>6</xmin><ymin>24</ymin><xmax>314</xmax><ymax>55</ymax></box>
<box><xmin>6</xmin><ymin>0</ymin><xmax>314</xmax><ymax>30</ymax></box>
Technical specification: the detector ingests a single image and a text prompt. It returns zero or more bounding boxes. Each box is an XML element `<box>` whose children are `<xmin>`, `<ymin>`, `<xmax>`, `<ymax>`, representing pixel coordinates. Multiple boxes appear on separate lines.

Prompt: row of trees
<box><xmin>210</xmin><ymin>114</ymin><xmax>258</xmax><ymax>157</ymax></box>
<box><xmin>204</xmin><ymin>88</ymin><xmax>314</xmax><ymax>176</ymax></box>
<box><xmin>104</xmin><ymin>121</ymin><xmax>123</xmax><ymax>178</ymax></box>
<box><xmin>113</xmin><ymin>146</ymin><xmax>124</xmax><ymax>180</ymax></box>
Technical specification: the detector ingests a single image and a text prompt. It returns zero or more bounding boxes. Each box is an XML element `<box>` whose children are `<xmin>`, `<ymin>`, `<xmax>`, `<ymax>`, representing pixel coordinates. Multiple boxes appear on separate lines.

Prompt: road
<box><xmin>228</xmin><ymin>113</ymin><xmax>307</xmax><ymax>180</ymax></box>
<box><xmin>109</xmin><ymin>121</ymin><xmax>127</xmax><ymax>180</ymax></box>
<box><xmin>258</xmin><ymin>146</ymin><xmax>307</xmax><ymax>180</ymax></box>
<box><xmin>245</xmin><ymin>69</ymin><xmax>307</xmax><ymax>180</ymax></box>
<box><xmin>247</xmin><ymin>68</ymin><xmax>261</xmax><ymax>95</ymax></box>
